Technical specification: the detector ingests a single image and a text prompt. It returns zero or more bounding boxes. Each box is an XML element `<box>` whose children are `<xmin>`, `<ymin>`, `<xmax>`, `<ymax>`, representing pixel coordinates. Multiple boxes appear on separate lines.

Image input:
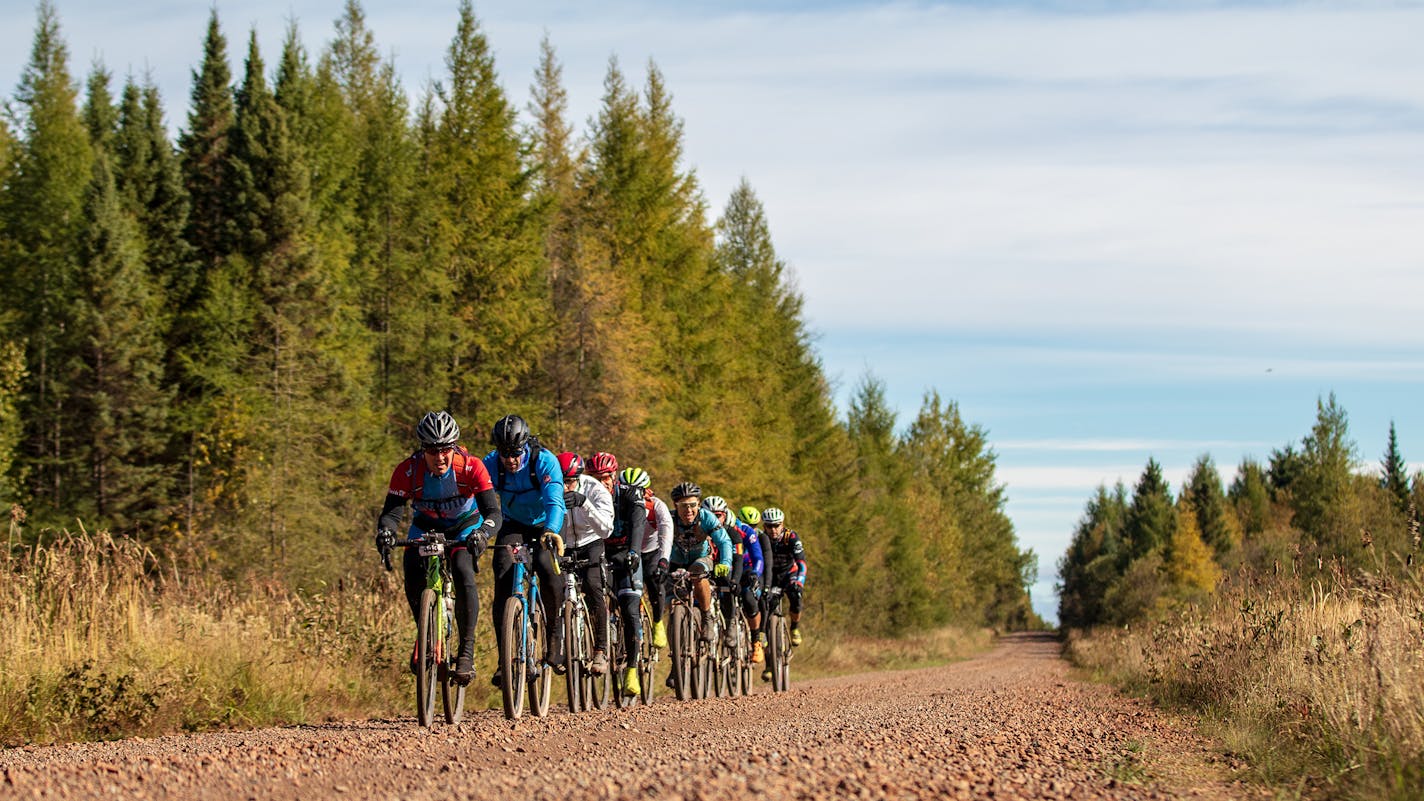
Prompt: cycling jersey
<box><xmin>735</xmin><ymin>519</ymin><xmax>764</xmax><ymax>579</ymax></box>
<box><xmin>670</xmin><ymin>507</ymin><xmax>732</xmax><ymax>569</ymax></box>
<box><xmin>560</xmin><ymin>473</ymin><xmax>613</xmax><ymax>549</ymax></box>
<box><xmin>605</xmin><ymin>480</ymin><xmax>647</xmax><ymax>554</ymax></box>
<box><xmin>765</xmin><ymin>529</ymin><xmax>807</xmax><ymax>585</ymax></box>
<box><xmin>383</xmin><ymin>447</ymin><xmax>495</xmax><ymax>540</ymax></box>
<box><xmin>482</xmin><ymin>444</ymin><xmax>565</xmax><ymax>532</ymax></box>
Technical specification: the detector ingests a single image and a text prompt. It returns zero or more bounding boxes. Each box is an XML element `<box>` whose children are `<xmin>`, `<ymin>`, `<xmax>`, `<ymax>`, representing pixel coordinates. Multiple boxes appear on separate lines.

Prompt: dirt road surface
<box><xmin>1</xmin><ymin>633</ymin><xmax>1249</xmax><ymax>800</ymax></box>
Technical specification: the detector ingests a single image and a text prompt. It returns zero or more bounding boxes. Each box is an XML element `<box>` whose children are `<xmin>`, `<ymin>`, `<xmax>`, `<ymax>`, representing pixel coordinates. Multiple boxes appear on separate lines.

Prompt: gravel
<box><xmin>1</xmin><ymin>633</ymin><xmax>1250</xmax><ymax>800</ymax></box>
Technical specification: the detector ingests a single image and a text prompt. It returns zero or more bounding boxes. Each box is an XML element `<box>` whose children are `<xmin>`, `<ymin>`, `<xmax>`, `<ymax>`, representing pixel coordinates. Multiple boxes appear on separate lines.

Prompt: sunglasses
<box><xmin>497</xmin><ymin>447</ymin><xmax>523</xmax><ymax>458</ymax></box>
<box><xmin>675</xmin><ymin>500</ymin><xmax>700</xmax><ymax>510</ymax></box>
<box><xmin>424</xmin><ymin>446</ymin><xmax>455</xmax><ymax>456</ymax></box>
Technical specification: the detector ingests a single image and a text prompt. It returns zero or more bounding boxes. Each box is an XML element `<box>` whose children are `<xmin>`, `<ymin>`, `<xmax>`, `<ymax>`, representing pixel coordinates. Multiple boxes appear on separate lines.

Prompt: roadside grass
<box><xmin>2</xmin><ymin>530</ymin><xmax>997</xmax><ymax>744</ymax></box>
<box><xmin>1066</xmin><ymin>564</ymin><xmax>1424</xmax><ymax>801</ymax></box>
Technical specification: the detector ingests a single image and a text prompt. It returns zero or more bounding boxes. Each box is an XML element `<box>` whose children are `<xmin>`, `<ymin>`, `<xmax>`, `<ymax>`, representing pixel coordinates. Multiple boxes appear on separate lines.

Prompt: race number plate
<box><xmin>418</xmin><ymin>543</ymin><xmax>444</xmax><ymax>557</ymax></box>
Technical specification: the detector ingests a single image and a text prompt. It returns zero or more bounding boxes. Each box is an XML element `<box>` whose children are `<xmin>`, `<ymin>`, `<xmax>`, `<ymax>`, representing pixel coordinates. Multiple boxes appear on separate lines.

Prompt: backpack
<box><xmin>408</xmin><ymin>445</ymin><xmax>486</xmax><ymax>501</ymax></box>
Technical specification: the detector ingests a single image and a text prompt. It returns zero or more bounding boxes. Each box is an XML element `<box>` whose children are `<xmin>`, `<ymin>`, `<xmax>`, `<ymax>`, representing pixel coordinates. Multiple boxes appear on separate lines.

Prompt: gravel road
<box><xmin>1</xmin><ymin>633</ymin><xmax>1249</xmax><ymax>800</ymax></box>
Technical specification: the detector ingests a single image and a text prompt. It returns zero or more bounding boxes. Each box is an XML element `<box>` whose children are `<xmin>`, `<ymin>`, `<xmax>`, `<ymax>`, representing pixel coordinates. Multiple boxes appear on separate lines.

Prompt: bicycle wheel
<box><xmin>669</xmin><ymin>605</ymin><xmax>693</xmax><ymax>701</ymax></box>
<box><xmin>739</xmin><ymin>618</ymin><xmax>754</xmax><ymax>696</ymax></box>
<box><xmin>564</xmin><ymin>600</ymin><xmax>582</xmax><ymax>714</ymax></box>
<box><xmin>725</xmin><ymin>619</ymin><xmax>742</xmax><ymax>697</ymax></box>
<box><xmin>440</xmin><ymin>593</ymin><xmax>465</xmax><ymax>724</ymax></box>
<box><xmin>415</xmin><ymin>589</ymin><xmax>439</xmax><ymax>727</ymax></box>
<box><xmin>611</xmin><ymin>597</ymin><xmax>636</xmax><ymax>709</ymax></box>
<box><xmin>529</xmin><ymin>599</ymin><xmax>552</xmax><ymax>718</ymax></box>
<box><xmin>589</xmin><ymin>607</ymin><xmax>613</xmax><ymax>710</ymax></box>
<box><xmin>499</xmin><ymin>596</ymin><xmax>527</xmax><ymax>720</ymax></box>
<box><xmin>637</xmin><ymin>601</ymin><xmax>655</xmax><ymax>706</ymax></box>
<box><xmin>771</xmin><ymin>615</ymin><xmax>790</xmax><ymax>692</ymax></box>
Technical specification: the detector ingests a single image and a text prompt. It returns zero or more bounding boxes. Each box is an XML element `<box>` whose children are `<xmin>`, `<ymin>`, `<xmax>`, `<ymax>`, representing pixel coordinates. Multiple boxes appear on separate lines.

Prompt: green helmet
<box><xmin>737</xmin><ymin>506</ymin><xmax>761</xmax><ymax>526</ymax></box>
<box><xmin>619</xmin><ymin>466</ymin><xmax>650</xmax><ymax>489</ymax></box>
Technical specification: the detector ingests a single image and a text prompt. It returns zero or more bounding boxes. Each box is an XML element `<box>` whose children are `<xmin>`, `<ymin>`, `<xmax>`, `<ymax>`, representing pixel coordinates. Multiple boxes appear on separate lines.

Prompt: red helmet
<box><xmin>588</xmin><ymin>451</ymin><xmax>619</xmax><ymax>475</ymax></box>
<box><xmin>557</xmin><ymin>451</ymin><xmax>583</xmax><ymax>480</ymax></box>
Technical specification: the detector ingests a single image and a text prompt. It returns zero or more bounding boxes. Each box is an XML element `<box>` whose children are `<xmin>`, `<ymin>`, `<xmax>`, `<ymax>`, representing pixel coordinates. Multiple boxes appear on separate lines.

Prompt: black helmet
<box><xmin>670</xmin><ymin>482</ymin><xmax>701</xmax><ymax>502</ymax></box>
<box><xmin>416</xmin><ymin>411</ymin><xmax>460</xmax><ymax>448</ymax></box>
<box><xmin>490</xmin><ymin>414</ymin><xmax>531</xmax><ymax>455</ymax></box>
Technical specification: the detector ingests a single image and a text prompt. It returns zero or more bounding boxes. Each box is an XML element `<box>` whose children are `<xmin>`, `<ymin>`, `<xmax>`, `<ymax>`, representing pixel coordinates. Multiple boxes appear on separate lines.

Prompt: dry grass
<box><xmin>1067</xmin><ymin>564</ymin><xmax>1424</xmax><ymax>800</ymax></box>
<box><xmin>793</xmin><ymin>624</ymin><xmax>995</xmax><ymax>678</ymax></box>
<box><xmin>0</xmin><ymin>529</ymin><xmax>412</xmax><ymax>745</ymax></box>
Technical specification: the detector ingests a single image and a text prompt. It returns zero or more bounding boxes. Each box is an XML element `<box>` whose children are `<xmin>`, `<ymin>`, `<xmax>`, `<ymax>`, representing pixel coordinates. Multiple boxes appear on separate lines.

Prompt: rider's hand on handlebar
<box><xmin>375</xmin><ymin>528</ymin><xmax>396</xmax><ymax>553</ymax></box>
<box><xmin>713</xmin><ymin>563</ymin><xmax>730</xmax><ymax>579</ymax></box>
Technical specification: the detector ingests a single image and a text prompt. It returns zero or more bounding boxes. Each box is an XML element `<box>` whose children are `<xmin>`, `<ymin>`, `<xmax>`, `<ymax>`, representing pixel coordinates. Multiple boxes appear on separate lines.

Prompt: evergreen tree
<box><xmin>1121</xmin><ymin>458</ymin><xmax>1175</xmax><ymax>566</ymax></box>
<box><xmin>81</xmin><ymin>64</ymin><xmax>116</xmax><ymax>151</ymax></box>
<box><xmin>178</xmin><ymin>9</ymin><xmax>234</xmax><ymax>281</ymax></box>
<box><xmin>1296</xmin><ymin>393</ymin><xmax>1363</xmax><ymax>561</ymax></box>
<box><xmin>0</xmin><ymin>342</ymin><xmax>25</xmax><ymax>507</ymax></box>
<box><xmin>1057</xmin><ymin>482</ymin><xmax>1129</xmax><ymax>628</ymax></box>
<box><xmin>0</xmin><ymin>0</ymin><xmax>93</xmax><ymax>519</ymax></box>
<box><xmin>1380</xmin><ymin>421</ymin><xmax>1411</xmax><ymax>516</ymax></box>
<box><xmin>1227</xmin><ymin>457</ymin><xmax>1271</xmax><ymax>537</ymax></box>
<box><xmin>73</xmin><ymin>148</ymin><xmax>172</xmax><ymax>533</ymax></box>
<box><xmin>1182</xmin><ymin>454</ymin><xmax>1241</xmax><ymax>561</ymax></box>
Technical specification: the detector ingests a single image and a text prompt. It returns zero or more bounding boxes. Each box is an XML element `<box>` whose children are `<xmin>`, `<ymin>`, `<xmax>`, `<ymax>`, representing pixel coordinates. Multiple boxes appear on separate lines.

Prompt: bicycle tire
<box><xmin>780</xmin><ymin>612</ymin><xmax>791</xmax><ymax>689</ymax></box>
<box><xmin>529</xmin><ymin>599</ymin><xmax>552</xmax><ymax>718</ymax></box>
<box><xmin>416</xmin><ymin>589</ymin><xmax>439</xmax><ymax>727</ymax></box>
<box><xmin>564</xmin><ymin>600</ymin><xmax>582</xmax><ymax>714</ymax></box>
<box><xmin>739</xmin><ymin>617</ymin><xmax>753</xmax><ymax>696</ymax></box>
<box><xmin>669</xmin><ymin>604</ymin><xmax>693</xmax><ymax>701</ymax></box>
<box><xmin>588</xmin><ymin>606</ymin><xmax>613</xmax><ymax>710</ymax></box>
<box><xmin>637</xmin><ymin>601</ymin><xmax>655</xmax><ymax>706</ymax></box>
<box><xmin>499</xmin><ymin>596</ymin><xmax>527</xmax><ymax>720</ymax></box>
<box><xmin>725</xmin><ymin>618</ymin><xmax>742</xmax><ymax>697</ymax></box>
<box><xmin>440</xmin><ymin>591</ymin><xmax>465</xmax><ymax>724</ymax></box>
<box><xmin>610</xmin><ymin>595</ymin><xmax>637</xmax><ymax>709</ymax></box>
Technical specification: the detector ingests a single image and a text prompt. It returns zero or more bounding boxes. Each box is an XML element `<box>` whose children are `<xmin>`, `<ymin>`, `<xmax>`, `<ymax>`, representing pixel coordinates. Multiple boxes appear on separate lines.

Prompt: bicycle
<box><xmin>379</xmin><ymin>531</ymin><xmax>465</xmax><ymax>727</ymax></box>
<box><xmin>603</xmin><ymin>554</ymin><xmax>648</xmax><ymax>709</ymax></box>
<box><xmin>558</xmin><ymin>549</ymin><xmax>602</xmax><ymax>713</ymax></box>
<box><xmin>491</xmin><ymin>533</ymin><xmax>564</xmax><ymax>719</ymax></box>
<box><xmin>664</xmin><ymin>568</ymin><xmax>701</xmax><ymax>701</ymax></box>
<box><xmin>634</xmin><ymin>592</ymin><xmax>658</xmax><ymax>705</ymax></box>
<box><xmin>715</xmin><ymin>581</ymin><xmax>753</xmax><ymax>697</ymax></box>
<box><xmin>762</xmin><ymin>584</ymin><xmax>793</xmax><ymax>692</ymax></box>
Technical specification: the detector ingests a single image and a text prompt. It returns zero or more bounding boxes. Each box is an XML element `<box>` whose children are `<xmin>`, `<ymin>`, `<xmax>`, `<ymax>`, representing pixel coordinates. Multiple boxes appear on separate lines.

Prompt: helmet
<box><xmin>737</xmin><ymin>506</ymin><xmax>761</xmax><ymax>526</ymax></box>
<box><xmin>557</xmin><ymin>452</ymin><xmax>583</xmax><ymax>481</ymax></box>
<box><xmin>619</xmin><ymin>467</ymin><xmax>650</xmax><ymax>489</ymax></box>
<box><xmin>490</xmin><ymin>415</ymin><xmax>530</xmax><ymax>454</ymax></box>
<box><xmin>761</xmin><ymin>507</ymin><xmax>785</xmax><ymax>526</ymax></box>
<box><xmin>589</xmin><ymin>451</ymin><xmax>619</xmax><ymax>475</ymax></box>
<box><xmin>416</xmin><ymin>411</ymin><xmax>460</xmax><ymax>448</ymax></box>
<box><xmin>670</xmin><ymin>482</ymin><xmax>701</xmax><ymax>502</ymax></box>
<box><xmin>701</xmin><ymin>496</ymin><xmax>729</xmax><ymax>515</ymax></box>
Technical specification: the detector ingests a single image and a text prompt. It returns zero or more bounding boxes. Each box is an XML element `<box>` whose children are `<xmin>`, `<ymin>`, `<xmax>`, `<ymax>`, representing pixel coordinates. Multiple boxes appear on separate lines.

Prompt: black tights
<box><xmin>491</xmin><ymin>521</ymin><xmax>565</xmax><ymax>657</ymax></box>
<box><xmin>403</xmin><ymin>544</ymin><xmax>478</xmax><ymax>647</ymax></box>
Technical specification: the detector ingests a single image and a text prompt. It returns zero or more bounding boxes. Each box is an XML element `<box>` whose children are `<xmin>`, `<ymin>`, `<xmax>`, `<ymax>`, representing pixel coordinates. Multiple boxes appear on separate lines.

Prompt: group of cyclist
<box><xmin>375</xmin><ymin>411</ymin><xmax>809</xmax><ymax>700</ymax></box>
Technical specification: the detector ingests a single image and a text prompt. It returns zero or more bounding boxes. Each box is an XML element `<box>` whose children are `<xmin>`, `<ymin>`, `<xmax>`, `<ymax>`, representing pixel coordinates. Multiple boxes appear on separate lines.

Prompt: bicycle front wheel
<box><xmin>415</xmin><ymin>589</ymin><xmax>439</xmax><ymax>727</ymax></box>
<box><xmin>669</xmin><ymin>605</ymin><xmax>693</xmax><ymax>702</ymax></box>
<box><xmin>771</xmin><ymin>615</ymin><xmax>790</xmax><ymax>692</ymax></box>
<box><xmin>637</xmin><ymin>601</ymin><xmax>655</xmax><ymax>706</ymax></box>
<box><xmin>499</xmin><ymin>597</ymin><xmax>528</xmax><ymax>720</ymax></box>
<box><xmin>441</xmin><ymin>592</ymin><xmax>465</xmax><ymax>724</ymax></box>
<box><xmin>564</xmin><ymin>600</ymin><xmax>582</xmax><ymax>714</ymax></box>
<box><xmin>528</xmin><ymin>599</ymin><xmax>553</xmax><ymax>718</ymax></box>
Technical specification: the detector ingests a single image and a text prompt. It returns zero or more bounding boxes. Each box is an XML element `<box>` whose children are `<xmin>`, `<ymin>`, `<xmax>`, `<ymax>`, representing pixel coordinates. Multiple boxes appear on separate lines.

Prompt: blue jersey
<box><xmin>482</xmin><ymin>444</ymin><xmax>565</xmax><ymax>532</ymax></box>
<box><xmin>671</xmin><ymin>507</ymin><xmax>732</xmax><ymax>568</ymax></box>
<box><xmin>735</xmin><ymin>520</ymin><xmax>764</xmax><ymax>579</ymax></box>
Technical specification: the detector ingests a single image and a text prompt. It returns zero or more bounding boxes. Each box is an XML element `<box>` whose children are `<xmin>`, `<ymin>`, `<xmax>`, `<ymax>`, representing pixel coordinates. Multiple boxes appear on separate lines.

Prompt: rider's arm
<box><xmin>377</xmin><ymin>493</ymin><xmax>405</xmax><ymax>533</ymax></box>
<box><xmin>534</xmin><ymin>449</ymin><xmax>567</xmax><ymax>533</ymax></box>
<box><xmin>745</xmin><ymin>527</ymin><xmax>764</xmax><ymax>578</ymax></box>
<box><xmin>474</xmin><ymin>488</ymin><xmax>501</xmax><ymax>539</ymax></box>
<box><xmin>624</xmin><ymin>487</ymin><xmax>647</xmax><ymax>555</ymax></box>
<box><xmin>792</xmin><ymin>535</ymin><xmax>807</xmax><ymax>584</ymax></box>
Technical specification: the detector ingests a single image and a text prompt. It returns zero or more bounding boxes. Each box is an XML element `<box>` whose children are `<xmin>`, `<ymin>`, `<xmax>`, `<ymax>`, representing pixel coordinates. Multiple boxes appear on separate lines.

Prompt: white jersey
<box><xmin>642</xmin><ymin>494</ymin><xmax>674</xmax><ymax>563</ymax></box>
<box><xmin>561</xmin><ymin>473</ymin><xmax>613</xmax><ymax>549</ymax></box>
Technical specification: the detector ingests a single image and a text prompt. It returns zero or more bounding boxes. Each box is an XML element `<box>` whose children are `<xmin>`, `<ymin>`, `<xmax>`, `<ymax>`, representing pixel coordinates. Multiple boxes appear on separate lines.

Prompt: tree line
<box><xmin>0</xmin><ymin>1</ymin><xmax>1039</xmax><ymax>635</ymax></box>
<box><xmin>1057</xmin><ymin>393</ymin><xmax>1422</xmax><ymax>628</ymax></box>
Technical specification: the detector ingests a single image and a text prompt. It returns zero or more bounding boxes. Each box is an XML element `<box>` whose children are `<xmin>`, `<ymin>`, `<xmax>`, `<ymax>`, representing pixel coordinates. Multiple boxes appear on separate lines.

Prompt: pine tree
<box><xmin>1121</xmin><ymin>458</ymin><xmax>1176</xmax><ymax>567</ymax></box>
<box><xmin>1182</xmin><ymin>454</ymin><xmax>1241</xmax><ymax>561</ymax></box>
<box><xmin>1380</xmin><ymin>421</ymin><xmax>1411</xmax><ymax>516</ymax></box>
<box><xmin>1057</xmin><ymin>482</ymin><xmax>1129</xmax><ymax>628</ymax></box>
<box><xmin>1296</xmin><ymin>393</ymin><xmax>1363</xmax><ymax>561</ymax></box>
<box><xmin>1227</xmin><ymin>457</ymin><xmax>1271</xmax><ymax>537</ymax></box>
<box><xmin>81</xmin><ymin>64</ymin><xmax>117</xmax><ymax>151</ymax></box>
<box><xmin>178</xmin><ymin>9</ymin><xmax>234</xmax><ymax>281</ymax></box>
<box><xmin>73</xmin><ymin>148</ymin><xmax>173</xmax><ymax>534</ymax></box>
<box><xmin>0</xmin><ymin>1</ymin><xmax>93</xmax><ymax>519</ymax></box>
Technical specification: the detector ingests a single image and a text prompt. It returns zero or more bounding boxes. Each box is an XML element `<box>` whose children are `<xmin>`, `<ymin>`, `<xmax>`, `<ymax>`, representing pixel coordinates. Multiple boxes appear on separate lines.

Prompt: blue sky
<box><xmin>5</xmin><ymin>0</ymin><xmax>1423</xmax><ymax>624</ymax></box>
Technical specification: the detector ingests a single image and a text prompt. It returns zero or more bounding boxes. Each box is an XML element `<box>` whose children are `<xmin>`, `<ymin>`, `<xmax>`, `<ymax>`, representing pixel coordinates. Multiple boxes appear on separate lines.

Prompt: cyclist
<box><xmin>374</xmin><ymin>411</ymin><xmax>502</xmax><ymax>684</ymax></box>
<box><xmin>483</xmin><ymin>414</ymin><xmax>567</xmax><ymax>684</ymax></box>
<box><xmin>759</xmin><ymin>506</ymin><xmax>807</xmax><ymax>670</ymax></box>
<box><xmin>667</xmin><ymin>482</ymin><xmax>732</xmax><ymax>642</ymax></box>
<box><xmin>557</xmin><ymin>452</ymin><xmax>614</xmax><ymax>676</ymax></box>
<box><xmin>589</xmin><ymin>452</ymin><xmax>646</xmax><ymax>697</ymax></box>
<box><xmin>635</xmin><ymin>471</ymin><xmax>674</xmax><ymax>650</ymax></box>
<box><xmin>701</xmin><ymin>495</ymin><xmax>755</xmax><ymax>651</ymax></box>
<box><xmin>735</xmin><ymin>505</ymin><xmax>767</xmax><ymax>664</ymax></box>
